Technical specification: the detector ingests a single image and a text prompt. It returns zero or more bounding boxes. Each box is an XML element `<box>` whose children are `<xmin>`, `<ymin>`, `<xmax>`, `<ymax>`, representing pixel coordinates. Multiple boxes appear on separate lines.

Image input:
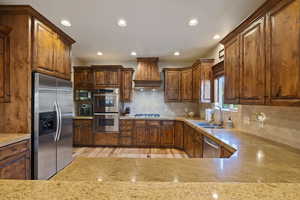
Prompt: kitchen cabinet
<box><xmin>134</xmin><ymin>125</ymin><xmax>148</xmax><ymax>146</ymax></box>
<box><xmin>119</xmin><ymin>119</ymin><xmax>134</xmax><ymax>146</ymax></box>
<box><xmin>181</xmin><ymin>68</ymin><xmax>193</xmax><ymax>102</ymax></box>
<box><xmin>200</xmin><ymin>60</ymin><xmax>214</xmax><ymax>103</ymax></box>
<box><xmin>174</xmin><ymin>121</ymin><xmax>184</xmax><ymax>149</ymax></box>
<box><xmin>0</xmin><ymin>140</ymin><xmax>31</xmax><ymax>180</ymax></box>
<box><xmin>0</xmin><ymin>25</ymin><xmax>11</xmax><ymax>103</ymax></box>
<box><xmin>93</xmin><ymin>66</ymin><xmax>121</xmax><ymax>88</ymax></box>
<box><xmin>160</xmin><ymin>121</ymin><xmax>175</xmax><ymax>147</ymax></box>
<box><xmin>133</xmin><ymin>120</ymin><xmax>161</xmax><ymax>147</ymax></box>
<box><xmin>192</xmin><ymin>62</ymin><xmax>201</xmax><ymax>102</ymax></box>
<box><xmin>220</xmin><ymin>147</ymin><xmax>233</xmax><ymax>158</ymax></box>
<box><xmin>74</xmin><ymin>67</ymin><xmax>94</xmax><ymax>89</ymax></box>
<box><xmin>94</xmin><ymin>133</ymin><xmax>118</xmax><ymax>146</ymax></box>
<box><xmin>240</xmin><ymin>17</ymin><xmax>266</xmax><ymax>105</ymax></box>
<box><xmin>224</xmin><ymin>36</ymin><xmax>240</xmax><ymax>104</ymax></box>
<box><xmin>164</xmin><ymin>69</ymin><xmax>181</xmax><ymax>102</ymax></box>
<box><xmin>33</xmin><ymin>20</ymin><xmax>72</xmax><ymax>80</ymax></box>
<box><xmin>73</xmin><ymin>119</ymin><xmax>93</xmax><ymax>146</ymax></box>
<box><xmin>183</xmin><ymin>124</ymin><xmax>194</xmax><ymax>157</ymax></box>
<box><xmin>121</xmin><ymin>68</ymin><xmax>134</xmax><ymax>102</ymax></box>
<box><xmin>266</xmin><ymin>0</ymin><xmax>300</xmax><ymax>106</ymax></box>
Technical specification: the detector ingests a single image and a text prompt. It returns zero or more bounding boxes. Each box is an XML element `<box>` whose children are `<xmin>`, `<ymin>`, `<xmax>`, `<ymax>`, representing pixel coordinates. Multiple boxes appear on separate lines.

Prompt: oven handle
<box><xmin>94</xmin><ymin>113</ymin><xmax>119</xmax><ymax>116</ymax></box>
<box><xmin>93</xmin><ymin>94</ymin><xmax>119</xmax><ymax>97</ymax></box>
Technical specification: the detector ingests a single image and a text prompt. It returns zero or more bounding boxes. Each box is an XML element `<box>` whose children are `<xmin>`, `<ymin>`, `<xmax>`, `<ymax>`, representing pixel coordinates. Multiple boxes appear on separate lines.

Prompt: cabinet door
<box><xmin>0</xmin><ymin>152</ymin><xmax>30</xmax><ymax>180</ymax></box>
<box><xmin>224</xmin><ymin>36</ymin><xmax>240</xmax><ymax>104</ymax></box>
<box><xmin>193</xmin><ymin>65</ymin><xmax>201</xmax><ymax>102</ymax></box>
<box><xmin>174</xmin><ymin>121</ymin><xmax>184</xmax><ymax>149</ymax></box>
<box><xmin>94</xmin><ymin>71</ymin><xmax>106</xmax><ymax>86</ymax></box>
<box><xmin>181</xmin><ymin>68</ymin><xmax>193</xmax><ymax>101</ymax></box>
<box><xmin>106</xmin><ymin>71</ymin><xmax>119</xmax><ymax>85</ymax></box>
<box><xmin>121</xmin><ymin>69</ymin><xmax>133</xmax><ymax>102</ymax></box>
<box><xmin>240</xmin><ymin>17</ymin><xmax>266</xmax><ymax>105</ymax></box>
<box><xmin>134</xmin><ymin>126</ymin><xmax>148</xmax><ymax>146</ymax></box>
<box><xmin>53</xmin><ymin>36</ymin><xmax>66</xmax><ymax>77</ymax></box>
<box><xmin>74</xmin><ymin>68</ymin><xmax>93</xmax><ymax>89</ymax></box>
<box><xmin>165</xmin><ymin>70</ymin><xmax>181</xmax><ymax>102</ymax></box>
<box><xmin>0</xmin><ymin>25</ymin><xmax>11</xmax><ymax>103</ymax></box>
<box><xmin>34</xmin><ymin>20</ymin><xmax>55</xmax><ymax>72</ymax></box>
<box><xmin>148</xmin><ymin>127</ymin><xmax>160</xmax><ymax>146</ymax></box>
<box><xmin>266</xmin><ymin>0</ymin><xmax>300</xmax><ymax>106</ymax></box>
<box><xmin>160</xmin><ymin>121</ymin><xmax>175</xmax><ymax>147</ymax></box>
<box><xmin>73</xmin><ymin>120</ymin><xmax>93</xmax><ymax>146</ymax></box>
<box><xmin>200</xmin><ymin>63</ymin><xmax>212</xmax><ymax>103</ymax></box>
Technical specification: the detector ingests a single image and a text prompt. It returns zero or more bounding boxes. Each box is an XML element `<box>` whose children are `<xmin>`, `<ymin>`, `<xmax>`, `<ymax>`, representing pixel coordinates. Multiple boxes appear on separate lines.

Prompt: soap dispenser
<box><xmin>226</xmin><ymin>117</ymin><xmax>234</xmax><ymax>128</ymax></box>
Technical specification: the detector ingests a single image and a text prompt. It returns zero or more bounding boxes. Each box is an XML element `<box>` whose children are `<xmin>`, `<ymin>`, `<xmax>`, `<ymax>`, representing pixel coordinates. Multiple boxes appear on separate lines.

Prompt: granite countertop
<box><xmin>0</xmin><ymin>133</ymin><xmax>31</xmax><ymax>148</ymax></box>
<box><xmin>52</xmin><ymin>118</ymin><xmax>300</xmax><ymax>183</ymax></box>
<box><xmin>0</xmin><ymin>180</ymin><xmax>299</xmax><ymax>200</ymax></box>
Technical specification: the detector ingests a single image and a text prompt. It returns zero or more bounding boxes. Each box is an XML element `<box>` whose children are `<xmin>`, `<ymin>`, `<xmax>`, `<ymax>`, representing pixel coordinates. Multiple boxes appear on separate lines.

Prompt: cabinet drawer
<box><xmin>0</xmin><ymin>141</ymin><xmax>29</xmax><ymax>161</ymax></box>
<box><xmin>135</xmin><ymin>120</ymin><xmax>146</xmax><ymax>126</ymax></box>
<box><xmin>119</xmin><ymin>137</ymin><xmax>132</xmax><ymax>146</ymax></box>
<box><xmin>147</xmin><ymin>120</ymin><xmax>161</xmax><ymax>126</ymax></box>
<box><xmin>120</xmin><ymin>120</ymin><xmax>133</xmax><ymax>126</ymax></box>
<box><xmin>162</xmin><ymin>121</ymin><xmax>174</xmax><ymax>126</ymax></box>
<box><xmin>120</xmin><ymin>131</ymin><xmax>132</xmax><ymax>137</ymax></box>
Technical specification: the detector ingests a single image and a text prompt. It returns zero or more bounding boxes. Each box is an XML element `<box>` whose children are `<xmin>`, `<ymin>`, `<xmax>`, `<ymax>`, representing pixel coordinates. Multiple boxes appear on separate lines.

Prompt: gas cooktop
<box><xmin>134</xmin><ymin>114</ymin><xmax>160</xmax><ymax>118</ymax></box>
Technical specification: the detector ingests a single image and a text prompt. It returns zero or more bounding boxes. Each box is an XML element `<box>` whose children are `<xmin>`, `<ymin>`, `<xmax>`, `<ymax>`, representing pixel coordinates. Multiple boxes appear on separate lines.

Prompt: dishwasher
<box><xmin>203</xmin><ymin>136</ymin><xmax>221</xmax><ymax>158</ymax></box>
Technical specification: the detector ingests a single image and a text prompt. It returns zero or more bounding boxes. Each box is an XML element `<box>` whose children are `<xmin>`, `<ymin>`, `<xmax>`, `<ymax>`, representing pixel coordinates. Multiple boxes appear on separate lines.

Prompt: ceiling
<box><xmin>1</xmin><ymin>0</ymin><xmax>266</xmax><ymax>63</ymax></box>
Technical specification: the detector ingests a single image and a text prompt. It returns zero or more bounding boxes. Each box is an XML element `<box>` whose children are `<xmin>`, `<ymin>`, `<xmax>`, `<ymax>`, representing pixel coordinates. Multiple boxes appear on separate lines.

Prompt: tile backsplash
<box><xmin>123</xmin><ymin>89</ymin><xmax>199</xmax><ymax>117</ymax></box>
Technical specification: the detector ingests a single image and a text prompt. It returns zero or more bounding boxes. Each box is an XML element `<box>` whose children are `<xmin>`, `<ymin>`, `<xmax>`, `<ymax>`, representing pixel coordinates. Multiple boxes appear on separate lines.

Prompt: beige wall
<box><xmin>201</xmin><ymin>44</ymin><xmax>300</xmax><ymax>150</ymax></box>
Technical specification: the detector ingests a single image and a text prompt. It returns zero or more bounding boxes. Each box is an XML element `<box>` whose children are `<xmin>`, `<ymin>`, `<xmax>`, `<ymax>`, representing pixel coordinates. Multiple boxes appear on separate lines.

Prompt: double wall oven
<box><xmin>93</xmin><ymin>88</ymin><xmax>120</xmax><ymax>132</ymax></box>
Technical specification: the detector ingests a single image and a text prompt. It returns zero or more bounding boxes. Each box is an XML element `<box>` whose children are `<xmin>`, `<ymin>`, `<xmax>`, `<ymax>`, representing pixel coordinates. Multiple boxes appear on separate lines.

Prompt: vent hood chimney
<box><xmin>134</xmin><ymin>57</ymin><xmax>161</xmax><ymax>88</ymax></box>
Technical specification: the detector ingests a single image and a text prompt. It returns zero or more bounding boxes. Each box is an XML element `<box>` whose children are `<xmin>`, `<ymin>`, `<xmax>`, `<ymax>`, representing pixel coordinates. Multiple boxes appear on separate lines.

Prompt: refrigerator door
<box><xmin>56</xmin><ymin>78</ymin><xmax>74</xmax><ymax>171</ymax></box>
<box><xmin>33</xmin><ymin>73</ymin><xmax>58</xmax><ymax>180</ymax></box>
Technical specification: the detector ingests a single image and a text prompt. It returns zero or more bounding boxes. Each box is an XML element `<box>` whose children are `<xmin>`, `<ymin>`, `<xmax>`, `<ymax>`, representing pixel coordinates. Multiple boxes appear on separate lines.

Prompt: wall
<box><xmin>202</xmin><ymin>44</ymin><xmax>300</xmax><ymax>150</ymax></box>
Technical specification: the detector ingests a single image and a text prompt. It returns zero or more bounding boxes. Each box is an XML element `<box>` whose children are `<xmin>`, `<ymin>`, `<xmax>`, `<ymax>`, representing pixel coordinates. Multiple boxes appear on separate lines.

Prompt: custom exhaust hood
<box><xmin>134</xmin><ymin>57</ymin><xmax>161</xmax><ymax>88</ymax></box>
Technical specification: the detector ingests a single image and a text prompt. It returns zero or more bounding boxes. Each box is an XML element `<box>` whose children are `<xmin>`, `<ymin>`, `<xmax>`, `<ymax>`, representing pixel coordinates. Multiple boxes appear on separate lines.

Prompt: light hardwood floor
<box><xmin>73</xmin><ymin>147</ymin><xmax>189</xmax><ymax>158</ymax></box>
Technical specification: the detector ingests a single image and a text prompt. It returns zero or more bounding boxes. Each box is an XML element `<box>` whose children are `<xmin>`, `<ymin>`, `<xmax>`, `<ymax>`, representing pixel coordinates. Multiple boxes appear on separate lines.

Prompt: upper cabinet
<box><xmin>192</xmin><ymin>62</ymin><xmax>201</xmax><ymax>102</ymax></box>
<box><xmin>33</xmin><ymin>19</ymin><xmax>74</xmax><ymax>80</ymax></box>
<box><xmin>93</xmin><ymin>65</ymin><xmax>121</xmax><ymax>88</ymax></box>
<box><xmin>221</xmin><ymin>0</ymin><xmax>300</xmax><ymax>106</ymax></box>
<box><xmin>266</xmin><ymin>0</ymin><xmax>300</xmax><ymax>106</ymax></box>
<box><xmin>0</xmin><ymin>25</ymin><xmax>11</xmax><ymax>103</ymax></box>
<box><xmin>200</xmin><ymin>60</ymin><xmax>214</xmax><ymax>103</ymax></box>
<box><xmin>240</xmin><ymin>17</ymin><xmax>265</xmax><ymax>105</ymax></box>
<box><xmin>164</xmin><ymin>69</ymin><xmax>181</xmax><ymax>102</ymax></box>
<box><xmin>224</xmin><ymin>36</ymin><xmax>240</xmax><ymax>104</ymax></box>
<box><xmin>74</xmin><ymin>67</ymin><xmax>94</xmax><ymax>89</ymax></box>
<box><xmin>181</xmin><ymin>68</ymin><xmax>193</xmax><ymax>102</ymax></box>
<box><xmin>121</xmin><ymin>68</ymin><xmax>134</xmax><ymax>102</ymax></box>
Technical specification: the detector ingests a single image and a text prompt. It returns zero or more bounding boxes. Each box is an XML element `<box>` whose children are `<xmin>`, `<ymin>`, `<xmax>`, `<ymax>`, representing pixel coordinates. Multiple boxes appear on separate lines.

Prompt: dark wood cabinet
<box><xmin>200</xmin><ymin>60</ymin><xmax>214</xmax><ymax>103</ymax></box>
<box><xmin>240</xmin><ymin>17</ymin><xmax>266</xmax><ymax>105</ymax></box>
<box><xmin>94</xmin><ymin>133</ymin><xmax>118</xmax><ymax>146</ymax></box>
<box><xmin>133</xmin><ymin>120</ymin><xmax>161</xmax><ymax>147</ymax></box>
<box><xmin>33</xmin><ymin>20</ymin><xmax>73</xmax><ymax>80</ymax></box>
<box><xmin>121</xmin><ymin>68</ymin><xmax>134</xmax><ymax>102</ymax></box>
<box><xmin>134</xmin><ymin>126</ymin><xmax>148</xmax><ymax>146</ymax></box>
<box><xmin>174</xmin><ymin>121</ymin><xmax>184</xmax><ymax>149</ymax></box>
<box><xmin>192</xmin><ymin>62</ymin><xmax>201</xmax><ymax>102</ymax></box>
<box><xmin>181</xmin><ymin>68</ymin><xmax>193</xmax><ymax>102</ymax></box>
<box><xmin>224</xmin><ymin>36</ymin><xmax>240</xmax><ymax>104</ymax></box>
<box><xmin>164</xmin><ymin>69</ymin><xmax>181</xmax><ymax>102</ymax></box>
<box><xmin>73</xmin><ymin>119</ymin><xmax>93</xmax><ymax>146</ymax></box>
<box><xmin>160</xmin><ymin>121</ymin><xmax>175</xmax><ymax>147</ymax></box>
<box><xmin>93</xmin><ymin>66</ymin><xmax>121</xmax><ymax>88</ymax></box>
<box><xmin>0</xmin><ymin>25</ymin><xmax>11</xmax><ymax>103</ymax></box>
<box><xmin>148</xmin><ymin>126</ymin><xmax>160</xmax><ymax>146</ymax></box>
<box><xmin>74</xmin><ymin>67</ymin><xmax>94</xmax><ymax>89</ymax></box>
<box><xmin>0</xmin><ymin>140</ymin><xmax>31</xmax><ymax>180</ymax></box>
<box><xmin>266</xmin><ymin>0</ymin><xmax>300</xmax><ymax>106</ymax></box>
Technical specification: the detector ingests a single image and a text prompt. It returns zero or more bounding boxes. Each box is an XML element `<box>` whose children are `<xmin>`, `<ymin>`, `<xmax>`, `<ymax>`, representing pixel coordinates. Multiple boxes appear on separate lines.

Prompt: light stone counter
<box><xmin>0</xmin><ymin>133</ymin><xmax>31</xmax><ymax>148</ymax></box>
<box><xmin>0</xmin><ymin>181</ymin><xmax>299</xmax><ymax>200</ymax></box>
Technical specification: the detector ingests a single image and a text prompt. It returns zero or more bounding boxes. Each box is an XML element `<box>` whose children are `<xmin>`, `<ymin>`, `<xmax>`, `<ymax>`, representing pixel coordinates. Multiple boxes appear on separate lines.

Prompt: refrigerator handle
<box><xmin>57</xmin><ymin>102</ymin><xmax>62</xmax><ymax>141</ymax></box>
<box><xmin>54</xmin><ymin>102</ymin><xmax>60</xmax><ymax>141</ymax></box>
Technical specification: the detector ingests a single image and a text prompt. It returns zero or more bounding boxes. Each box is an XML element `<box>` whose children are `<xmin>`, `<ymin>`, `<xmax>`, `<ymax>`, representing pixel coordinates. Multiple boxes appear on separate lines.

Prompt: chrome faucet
<box><xmin>210</xmin><ymin>106</ymin><xmax>224</xmax><ymax>126</ymax></box>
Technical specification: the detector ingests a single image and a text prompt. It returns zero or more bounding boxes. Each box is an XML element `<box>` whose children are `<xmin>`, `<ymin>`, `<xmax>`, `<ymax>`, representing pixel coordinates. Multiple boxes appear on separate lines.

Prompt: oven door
<box><xmin>94</xmin><ymin>113</ymin><xmax>119</xmax><ymax>132</ymax></box>
<box><xmin>93</xmin><ymin>94</ymin><xmax>119</xmax><ymax>113</ymax></box>
<box><xmin>77</xmin><ymin>103</ymin><xmax>92</xmax><ymax>116</ymax></box>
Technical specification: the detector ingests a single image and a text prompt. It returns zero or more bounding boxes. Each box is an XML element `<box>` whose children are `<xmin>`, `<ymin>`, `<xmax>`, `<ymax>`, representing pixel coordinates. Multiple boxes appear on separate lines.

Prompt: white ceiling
<box><xmin>1</xmin><ymin>0</ymin><xmax>266</xmax><ymax>63</ymax></box>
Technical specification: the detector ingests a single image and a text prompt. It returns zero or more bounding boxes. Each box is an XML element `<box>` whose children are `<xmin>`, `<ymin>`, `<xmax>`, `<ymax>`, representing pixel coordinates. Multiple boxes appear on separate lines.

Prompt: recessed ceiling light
<box><xmin>97</xmin><ymin>52</ymin><xmax>103</xmax><ymax>56</ymax></box>
<box><xmin>213</xmin><ymin>34</ymin><xmax>221</xmax><ymax>40</ymax></box>
<box><xmin>174</xmin><ymin>51</ymin><xmax>180</xmax><ymax>56</ymax></box>
<box><xmin>118</xmin><ymin>19</ymin><xmax>127</xmax><ymax>27</ymax></box>
<box><xmin>61</xmin><ymin>20</ymin><xmax>71</xmax><ymax>27</ymax></box>
<box><xmin>188</xmin><ymin>18</ymin><xmax>198</xmax><ymax>26</ymax></box>
<box><xmin>131</xmin><ymin>51</ymin><xmax>137</xmax><ymax>56</ymax></box>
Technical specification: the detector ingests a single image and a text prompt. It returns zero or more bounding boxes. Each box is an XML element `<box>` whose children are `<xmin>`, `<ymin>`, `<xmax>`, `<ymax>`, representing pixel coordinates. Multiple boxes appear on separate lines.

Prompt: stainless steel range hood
<box><xmin>134</xmin><ymin>57</ymin><xmax>161</xmax><ymax>88</ymax></box>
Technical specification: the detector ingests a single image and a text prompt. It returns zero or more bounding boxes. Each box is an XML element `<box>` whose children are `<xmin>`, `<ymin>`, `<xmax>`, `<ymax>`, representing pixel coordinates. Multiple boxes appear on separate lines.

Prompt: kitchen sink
<box><xmin>196</xmin><ymin>122</ymin><xmax>223</xmax><ymax>129</ymax></box>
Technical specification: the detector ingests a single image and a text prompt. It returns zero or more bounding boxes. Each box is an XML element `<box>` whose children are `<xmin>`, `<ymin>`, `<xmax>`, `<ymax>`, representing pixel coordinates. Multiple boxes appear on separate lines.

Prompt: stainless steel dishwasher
<box><xmin>203</xmin><ymin>136</ymin><xmax>221</xmax><ymax>158</ymax></box>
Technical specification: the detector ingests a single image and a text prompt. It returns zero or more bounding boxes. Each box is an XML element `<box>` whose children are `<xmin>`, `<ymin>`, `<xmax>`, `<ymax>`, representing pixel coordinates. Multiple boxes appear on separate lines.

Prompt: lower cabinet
<box><xmin>73</xmin><ymin>119</ymin><xmax>93</xmax><ymax>146</ymax></box>
<box><xmin>0</xmin><ymin>140</ymin><xmax>31</xmax><ymax>180</ymax></box>
<box><xmin>160</xmin><ymin>121</ymin><xmax>175</xmax><ymax>147</ymax></box>
<box><xmin>174</xmin><ymin>121</ymin><xmax>184</xmax><ymax>149</ymax></box>
<box><xmin>94</xmin><ymin>133</ymin><xmax>119</xmax><ymax>146</ymax></box>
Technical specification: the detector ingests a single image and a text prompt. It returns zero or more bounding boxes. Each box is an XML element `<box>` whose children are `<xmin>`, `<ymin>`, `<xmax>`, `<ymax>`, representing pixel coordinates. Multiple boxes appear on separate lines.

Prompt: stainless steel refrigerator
<box><xmin>33</xmin><ymin>73</ymin><xmax>73</xmax><ymax>180</ymax></box>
